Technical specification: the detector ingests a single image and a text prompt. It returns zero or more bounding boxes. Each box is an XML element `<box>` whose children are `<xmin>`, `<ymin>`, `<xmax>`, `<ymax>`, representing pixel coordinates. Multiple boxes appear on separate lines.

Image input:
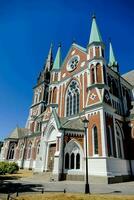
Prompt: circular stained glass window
<box><xmin>67</xmin><ymin>55</ymin><xmax>80</xmax><ymax>72</ymax></box>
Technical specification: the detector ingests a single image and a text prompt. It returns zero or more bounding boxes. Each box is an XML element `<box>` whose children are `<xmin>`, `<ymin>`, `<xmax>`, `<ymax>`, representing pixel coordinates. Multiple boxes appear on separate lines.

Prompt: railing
<box><xmin>7</xmin><ymin>186</ymin><xmax>66</xmax><ymax>200</ymax></box>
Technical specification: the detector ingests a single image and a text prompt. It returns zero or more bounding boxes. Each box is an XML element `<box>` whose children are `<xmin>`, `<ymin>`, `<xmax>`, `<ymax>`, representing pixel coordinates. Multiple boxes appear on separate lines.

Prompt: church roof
<box><xmin>60</xmin><ymin>118</ymin><xmax>84</xmax><ymax>131</ymax></box>
<box><xmin>52</xmin><ymin>108</ymin><xmax>84</xmax><ymax>131</ymax></box>
<box><xmin>6</xmin><ymin>127</ymin><xmax>31</xmax><ymax>139</ymax></box>
<box><xmin>122</xmin><ymin>70</ymin><xmax>134</xmax><ymax>86</ymax></box>
<box><xmin>88</xmin><ymin>16</ymin><xmax>102</xmax><ymax>45</ymax></box>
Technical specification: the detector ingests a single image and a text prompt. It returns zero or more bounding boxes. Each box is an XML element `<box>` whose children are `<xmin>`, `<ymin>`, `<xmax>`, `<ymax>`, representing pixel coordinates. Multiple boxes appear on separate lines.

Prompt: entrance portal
<box><xmin>47</xmin><ymin>143</ymin><xmax>56</xmax><ymax>171</ymax></box>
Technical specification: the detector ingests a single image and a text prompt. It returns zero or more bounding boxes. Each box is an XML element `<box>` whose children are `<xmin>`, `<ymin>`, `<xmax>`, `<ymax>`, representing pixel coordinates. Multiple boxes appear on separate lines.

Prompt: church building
<box><xmin>1</xmin><ymin>16</ymin><xmax>134</xmax><ymax>183</ymax></box>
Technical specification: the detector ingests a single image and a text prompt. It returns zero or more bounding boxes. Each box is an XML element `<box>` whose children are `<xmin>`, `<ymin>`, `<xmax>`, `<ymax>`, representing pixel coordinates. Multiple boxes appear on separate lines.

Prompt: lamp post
<box><xmin>83</xmin><ymin>117</ymin><xmax>90</xmax><ymax>194</ymax></box>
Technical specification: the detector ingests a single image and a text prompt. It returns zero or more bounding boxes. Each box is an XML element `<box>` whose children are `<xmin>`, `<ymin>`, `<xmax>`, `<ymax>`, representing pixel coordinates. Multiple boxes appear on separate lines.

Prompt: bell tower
<box><xmin>26</xmin><ymin>44</ymin><xmax>53</xmax><ymax>132</ymax></box>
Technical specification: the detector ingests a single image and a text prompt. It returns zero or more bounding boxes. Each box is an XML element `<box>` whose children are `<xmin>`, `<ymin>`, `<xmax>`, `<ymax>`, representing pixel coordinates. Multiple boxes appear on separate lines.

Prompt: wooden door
<box><xmin>47</xmin><ymin>143</ymin><xmax>56</xmax><ymax>171</ymax></box>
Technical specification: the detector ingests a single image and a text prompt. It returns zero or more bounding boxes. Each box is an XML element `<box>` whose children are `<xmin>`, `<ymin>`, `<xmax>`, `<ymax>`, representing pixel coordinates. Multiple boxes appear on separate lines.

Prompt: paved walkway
<box><xmin>1</xmin><ymin>174</ymin><xmax>134</xmax><ymax>200</ymax></box>
<box><xmin>20</xmin><ymin>176</ymin><xmax>134</xmax><ymax>194</ymax></box>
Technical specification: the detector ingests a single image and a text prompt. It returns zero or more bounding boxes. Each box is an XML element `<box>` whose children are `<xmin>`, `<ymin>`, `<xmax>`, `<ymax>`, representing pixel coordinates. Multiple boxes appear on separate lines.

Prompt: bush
<box><xmin>0</xmin><ymin>162</ymin><xmax>19</xmax><ymax>175</ymax></box>
<box><xmin>0</xmin><ymin>162</ymin><xmax>8</xmax><ymax>175</ymax></box>
<box><xmin>6</xmin><ymin>162</ymin><xmax>19</xmax><ymax>174</ymax></box>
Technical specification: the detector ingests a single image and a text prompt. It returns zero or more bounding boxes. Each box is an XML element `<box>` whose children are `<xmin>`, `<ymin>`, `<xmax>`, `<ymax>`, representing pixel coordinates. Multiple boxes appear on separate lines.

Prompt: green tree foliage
<box><xmin>0</xmin><ymin>162</ymin><xmax>19</xmax><ymax>175</ymax></box>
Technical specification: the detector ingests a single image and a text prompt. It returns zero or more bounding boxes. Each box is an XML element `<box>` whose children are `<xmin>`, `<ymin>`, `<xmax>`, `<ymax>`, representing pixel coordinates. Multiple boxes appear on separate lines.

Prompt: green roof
<box><xmin>89</xmin><ymin>16</ymin><xmax>102</xmax><ymax>44</ymax></box>
<box><xmin>109</xmin><ymin>42</ymin><xmax>117</xmax><ymax>66</ymax></box>
<box><xmin>53</xmin><ymin>44</ymin><xmax>62</xmax><ymax>70</ymax></box>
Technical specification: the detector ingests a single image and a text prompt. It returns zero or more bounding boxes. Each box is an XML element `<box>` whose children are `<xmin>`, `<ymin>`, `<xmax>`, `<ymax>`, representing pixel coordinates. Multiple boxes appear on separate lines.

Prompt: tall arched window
<box><xmin>116</xmin><ymin>129</ymin><xmax>123</xmax><ymax>158</ymax></box>
<box><xmin>71</xmin><ymin>153</ymin><xmax>75</xmax><ymax>169</ymax></box>
<box><xmin>91</xmin><ymin>67</ymin><xmax>95</xmax><ymax>84</ymax></box>
<box><xmin>92</xmin><ymin>126</ymin><xmax>98</xmax><ymax>155</ymax></box>
<box><xmin>66</xmin><ymin>81</ymin><xmax>80</xmax><ymax>116</ymax></box>
<box><xmin>52</xmin><ymin>87</ymin><xmax>57</xmax><ymax>103</ymax></box>
<box><xmin>76</xmin><ymin>153</ymin><xmax>80</xmax><ymax>169</ymax></box>
<box><xmin>95</xmin><ymin>47</ymin><xmax>100</xmax><ymax>57</ymax></box>
<box><xmin>8</xmin><ymin>144</ymin><xmax>15</xmax><ymax>160</ymax></box>
<box><xmin>65</xmin><ymin>153</ymin><xmax>69</xmax><ymax>169</ymax></box>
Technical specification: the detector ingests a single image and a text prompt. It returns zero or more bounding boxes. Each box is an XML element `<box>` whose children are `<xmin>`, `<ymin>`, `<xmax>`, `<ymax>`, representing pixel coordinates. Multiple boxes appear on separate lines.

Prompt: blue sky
<box><xmin>0</xmin><ymin>0</ymin><xmax>134</xmax><ymax>140</ymax></box>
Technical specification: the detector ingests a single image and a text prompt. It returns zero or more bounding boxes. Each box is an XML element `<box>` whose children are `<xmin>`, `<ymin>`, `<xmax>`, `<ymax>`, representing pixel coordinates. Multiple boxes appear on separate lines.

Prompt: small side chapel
<box><xmin>1</xmin><ymin>16</ymin><xmax>134</xmax><ymax>183</ymax></box>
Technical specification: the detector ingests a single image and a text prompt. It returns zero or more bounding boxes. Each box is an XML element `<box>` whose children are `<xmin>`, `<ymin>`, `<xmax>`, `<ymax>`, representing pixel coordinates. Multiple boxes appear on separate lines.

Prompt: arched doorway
<box><xmin>47</xmin><ymin>143</ymin><xmax>56</xmax><ymax>171</ymax></box>
<box><xmin>46</xmin><ymin>127</ymin><xmax>57</xmax><ymax>172</ymax></box>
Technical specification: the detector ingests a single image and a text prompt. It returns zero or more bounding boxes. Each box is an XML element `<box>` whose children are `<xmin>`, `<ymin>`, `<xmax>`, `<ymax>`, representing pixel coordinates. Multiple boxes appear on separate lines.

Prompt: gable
<box><xmin>60</xmin><ymin>44</ymin><xmax>88</xmax><ymax>80</ymax></box>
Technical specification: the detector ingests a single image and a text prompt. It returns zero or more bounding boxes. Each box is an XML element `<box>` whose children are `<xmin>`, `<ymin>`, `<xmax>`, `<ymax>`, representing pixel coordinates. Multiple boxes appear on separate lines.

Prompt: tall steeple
<box><xmin>37</xmin><ymin>44</ymin><xmax>53</xmax><ymax>85</ymax></box>
<box><xmin>88</xmin><ymin>15</ymin><xmax>102</xmax><ymax>45</ymax></box>
<box><xmin>87</xmin><ymin>15</ymin><xmax>104</xmax><ymax>60</ymax></box>
<box><xmin>52</xmin><ymin>44</ymin><xmax>62</xmax><ymax>70</ymax></box>
<box><xmin>108</xmin><ymin>41</ymin><xmax>118</xmax><ymax>72</ymax></box>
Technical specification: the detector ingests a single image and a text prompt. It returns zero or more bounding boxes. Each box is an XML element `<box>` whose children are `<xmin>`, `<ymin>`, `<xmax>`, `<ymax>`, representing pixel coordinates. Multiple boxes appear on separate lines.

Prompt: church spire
<box><xmin>44</xmin><ymin>43</ymin><xmax>53</xmax><ymax>72</ymax></box>
<box><xmin>88</xmin><ymin>15</ymin><xmax>102</xmax><ymax>45</ymax></box>
<box><xmin>52</xmin><ymin>43</ymin><xmax>62</xmax><ymax>70</ymax></box>
<box><xmin>108</xmin><ymin>41</ymin><xmax>118</xmax><ymax>72</ymax></box>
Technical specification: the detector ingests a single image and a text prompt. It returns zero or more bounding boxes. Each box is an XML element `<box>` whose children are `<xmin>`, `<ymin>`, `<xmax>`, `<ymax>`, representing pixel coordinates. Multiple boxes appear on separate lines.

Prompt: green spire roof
<box><xmin>109</xmin><ymin>42</ymin><xmax>117</xmax><ymax>66</ymax></box>
<box><xmin>53</xmin><ymin>44</ymin><xmax>62</xmax><ymax>70</ymax></box>
<box><xmin>89</xmin><ymin>16</ymin><xmax>102</xmax><ymax>44</ymax></box>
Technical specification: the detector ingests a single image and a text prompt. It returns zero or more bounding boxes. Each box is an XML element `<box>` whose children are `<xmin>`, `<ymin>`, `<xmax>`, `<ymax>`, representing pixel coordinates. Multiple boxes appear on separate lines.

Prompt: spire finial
<box><xmin>92</xmin><ymin>12</ymin><xmax>96</xmax><ymax>19</ymax></box>
<box><xmin>58</xmin><ymin>42</ymin><xmax>61</xmax><ymax>47</ymax></box>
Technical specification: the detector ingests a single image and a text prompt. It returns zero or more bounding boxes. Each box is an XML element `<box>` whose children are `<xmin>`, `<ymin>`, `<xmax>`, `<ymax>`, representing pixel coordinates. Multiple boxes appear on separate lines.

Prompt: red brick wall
<box><xmin>88</xmin><ymin>112</ymin><xmax>102</xmax><ymax>156</ymax></box>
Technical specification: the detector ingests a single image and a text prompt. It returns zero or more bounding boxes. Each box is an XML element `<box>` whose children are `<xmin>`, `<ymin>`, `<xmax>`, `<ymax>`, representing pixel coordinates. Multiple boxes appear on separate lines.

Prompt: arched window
<box><xmin>71</xmin><ymin>153</ymin><xmax>75</xmax><ymax>169</ymax></box>
<box><xmin>52</xmin><ymin>87</ymin><xmax>57</xmax><ymax>103</ymax></box>
<box><xmin>91</xmin><ymin>67</ymin><xmax>95</xmax><ymax>84</ymax></box>
<box><xmin>27</xmin><ymin>142</ymin><xmax>32</xmax><ymax>159</ymax></box>
<box><xmin>8</xmin><ymin>144</ymin><xmax>15</xmax><ymax>160</ymax></box>
<box><xmin>65</xmin><ymin>153</ymin><xmax>69</xmax><ymax>169</ymax></box>
<box><xmin>92</xmin><ymin>126</ymin><xmax>98</xmax><ymax>155</ymax></box>
<box><xmin>116</xmin><ymin>128</ymin><xmax>123</xmax><ymax>158</ymax></box>
<box><xmin>54</xmin><ymin>72</ymin><xmax>58</xmax><ymax>82</ymax></box>
<box><xmin>66</xmin><ymin>81</ymin><xmax>80</xmax><ymax>116</ymax></box>
<box><xmin>107</xmin><ymin>126</ymin><xmax>113</xmax><ymax>156</ymax></box>
<box><xmin>111</xmin><ymin>79</ymin><xmax>118</xmax><ymax>97</ymax></box>
<box><xmin>96</xmin><ymin>63</ymin><xmax>102</xmax><ymax>83</ymax></box>
<box><xmin>76</xmin><ymin>153</ymin><xmax>80</xmax><ymax>169</ymax></box>
<box><xmin>95</xmin><ymin>47</ymin><xmax>100</xmax><ymax>57</ymax></box>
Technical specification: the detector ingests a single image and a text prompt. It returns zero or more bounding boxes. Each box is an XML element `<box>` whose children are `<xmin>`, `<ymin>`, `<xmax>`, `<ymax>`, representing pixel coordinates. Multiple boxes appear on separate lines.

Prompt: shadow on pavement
<box><xmin>0</xmin><ymin>178</ymin><xmax>44</xmax><ymax>195</ymax></box>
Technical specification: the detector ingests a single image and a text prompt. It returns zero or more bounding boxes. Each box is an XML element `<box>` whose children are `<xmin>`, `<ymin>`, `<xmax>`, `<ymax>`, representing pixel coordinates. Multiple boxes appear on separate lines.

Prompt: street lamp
<box><xmin>82</xmin><ymin>117</ymin><xmax>90</xmax><ymax>194</ymax></box>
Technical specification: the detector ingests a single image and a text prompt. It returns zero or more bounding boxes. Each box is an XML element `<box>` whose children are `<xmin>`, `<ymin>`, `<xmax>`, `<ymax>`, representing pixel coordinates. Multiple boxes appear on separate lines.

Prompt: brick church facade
<box><xmin>1</xmin><ymin>16</ymin><xmax>134</xmax><ymax>183</ymax></box>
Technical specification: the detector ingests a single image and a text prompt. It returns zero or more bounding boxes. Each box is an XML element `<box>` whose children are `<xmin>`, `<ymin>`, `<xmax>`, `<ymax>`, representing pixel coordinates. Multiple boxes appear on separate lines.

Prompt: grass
<box><xmin>16</xmin><ymin>193</ymin><xmax>134</xmax><ymax>200</ymax></box>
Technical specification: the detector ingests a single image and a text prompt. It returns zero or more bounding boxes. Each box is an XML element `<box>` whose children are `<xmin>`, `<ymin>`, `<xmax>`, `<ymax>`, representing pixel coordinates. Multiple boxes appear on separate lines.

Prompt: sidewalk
<box><xmin>20</xmin><ymin>176</ymin><xmax>134</xmax><ymax>195</ymax></box>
